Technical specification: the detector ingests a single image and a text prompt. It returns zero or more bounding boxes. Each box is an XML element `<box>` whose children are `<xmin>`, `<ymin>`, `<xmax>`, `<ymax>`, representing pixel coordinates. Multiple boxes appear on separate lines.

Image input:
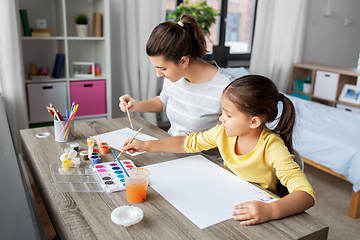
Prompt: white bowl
<box><xmin>111</xmin><ymin>205</ymin><xmax>143</xmax><ymax>227</ymax></box>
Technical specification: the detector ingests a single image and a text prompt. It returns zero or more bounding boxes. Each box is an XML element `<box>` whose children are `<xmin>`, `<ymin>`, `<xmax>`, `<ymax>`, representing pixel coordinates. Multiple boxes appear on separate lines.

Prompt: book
<box><xmin>93</xmin><ymin>13</ymin><xmax>102</xmax><ymax>37</ymax></box>
<box><xmin>52</xmin><ymin>54</ymin><xmax>65</xmax><ymax>78</ymax></box>
<box><xmin>31</xmin><ymin>32</ymin><xmax>51</xmax><ymax>37</ymax></box>
<box><xmin>19</xmin><ymin>9</ymin><xmax>31</xmax><ymax>36</ymax></box>
<box><xmin>32</xmin><ymin>28</ymin><xmax>51</xmax><ymax>33</ymax></box>
<box><xmin>29</xmin><ymin>75</ymin><xmax>50</xmax><ymax>81</ymax></box>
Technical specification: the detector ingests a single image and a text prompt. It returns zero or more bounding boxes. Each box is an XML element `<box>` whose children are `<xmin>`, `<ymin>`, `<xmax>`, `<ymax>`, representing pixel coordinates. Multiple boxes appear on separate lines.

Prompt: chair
<box><xmin>276</xmin><ymin>149</ymin><xmax>305</xmax><ymax>197</ymax></box>
<box><xmin>294</xmin><ymin>149</ymin><xmax>304</xmax><ymax>171</ymax></box>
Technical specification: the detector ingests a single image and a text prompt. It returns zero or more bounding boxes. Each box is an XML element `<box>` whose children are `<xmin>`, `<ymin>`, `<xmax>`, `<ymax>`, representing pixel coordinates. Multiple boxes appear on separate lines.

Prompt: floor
<box><xmin>31</xmin><ymin>163</ymin><xmax>360</xmax><ymax>240</ymax></box>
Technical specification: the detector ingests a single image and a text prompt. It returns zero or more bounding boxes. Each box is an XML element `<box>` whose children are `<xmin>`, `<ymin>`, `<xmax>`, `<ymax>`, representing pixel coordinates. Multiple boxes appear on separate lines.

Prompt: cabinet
<box><xmin>18</xmin><ymin>0</ymin><xmax>111</xmax><ymax>125</ymax></box>
<box><xmin>288</xmin><ymin>62</ymin><xmax>360</xmax><ymax>110</ymax></box>
<box><xmin>27</xmin><ymin>82</ymin><xmax>67</xmax><ymax>123</ymax></box>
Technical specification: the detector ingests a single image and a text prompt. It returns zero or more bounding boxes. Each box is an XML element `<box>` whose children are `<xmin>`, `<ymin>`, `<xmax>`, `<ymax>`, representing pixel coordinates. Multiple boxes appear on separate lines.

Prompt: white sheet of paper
<box><xmin>144</xmin><ymin>155</ymin><xmax>277</xmax><ymax>229</ymax></box>
<box><xmin>91</xmin><ymin>128</ymin><xmax>157</xmax><ymax>156</ymax></box>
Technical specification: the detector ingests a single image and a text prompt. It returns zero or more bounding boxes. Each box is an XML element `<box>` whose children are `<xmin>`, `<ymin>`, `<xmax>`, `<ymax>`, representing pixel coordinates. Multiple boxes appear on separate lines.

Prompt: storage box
<box><xmin>290</xmin><ymin>92</ymin><xmax>310</xmax><ymax>100</ymax></box>
<box><xmin>70</xmin><ymin>80</ymin><xmax>106</xmax><ymax>116</ymax></box>
<box><xmin>336</xmin><ymin>103</ymin><xmax>360</xmax><ymax>114</ymax></box>
<box><xmin>313</xmin><ymin>70</ymin><xmax>339</xmax><ymax>101</ymax></box>
<box><xmin>27</xmin><ymin>82</ymin><xmax>67</xmax><ymax>123</ymax></box>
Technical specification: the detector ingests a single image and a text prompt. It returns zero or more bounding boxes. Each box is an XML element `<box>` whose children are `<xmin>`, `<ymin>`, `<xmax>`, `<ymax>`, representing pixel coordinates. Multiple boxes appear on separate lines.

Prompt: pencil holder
<box><xmin>54</xmin><ymin>119</ymin><xmax>75</xmax><ymax>142</ymax></box>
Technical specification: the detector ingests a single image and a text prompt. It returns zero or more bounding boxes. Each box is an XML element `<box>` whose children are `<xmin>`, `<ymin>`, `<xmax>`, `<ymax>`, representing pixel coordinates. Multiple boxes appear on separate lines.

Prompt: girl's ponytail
<box><xmin>273</xmin><ymin>94</ymin><xmax>295</xmax><ymax>154</ymax></box>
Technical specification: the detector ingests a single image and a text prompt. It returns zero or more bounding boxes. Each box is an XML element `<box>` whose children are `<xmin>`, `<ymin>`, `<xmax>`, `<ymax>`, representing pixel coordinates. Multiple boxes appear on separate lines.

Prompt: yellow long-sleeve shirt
<box><xmin>184</xmin><ymin>125</ymin><xmax>315</xmax><ymax>201</ymax></box>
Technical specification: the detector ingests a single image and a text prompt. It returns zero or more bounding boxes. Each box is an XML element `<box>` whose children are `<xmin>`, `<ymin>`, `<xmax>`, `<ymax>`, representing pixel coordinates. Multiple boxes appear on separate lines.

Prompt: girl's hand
<box><xmin>119</xmin><ymin>94</ymin><xmax>138</xmax><ymax>112</ymax></box>
<box><xmin>122</xmin><ymin>139</ymin><xmax>147</xmax><ymax>154</ymax></box>
<box><xmin>232</xmin><ymin>201</ymin><xmax>274</xmax><ymax>225</ymax></box>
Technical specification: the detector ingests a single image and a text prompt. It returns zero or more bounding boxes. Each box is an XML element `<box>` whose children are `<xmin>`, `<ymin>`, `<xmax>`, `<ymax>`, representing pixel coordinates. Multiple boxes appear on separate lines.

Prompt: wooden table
<box><xmin>21</xmin><ymin>117</ymin><xmax>329</xmax><ymax>240</ymax></box>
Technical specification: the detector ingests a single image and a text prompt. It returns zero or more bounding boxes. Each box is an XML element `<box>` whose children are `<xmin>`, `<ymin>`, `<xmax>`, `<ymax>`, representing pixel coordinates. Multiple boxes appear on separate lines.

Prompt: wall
<box><xmin>303</xmin><ymin>0</ymin><xmax>360</xmax><ymax>68</ymax></box>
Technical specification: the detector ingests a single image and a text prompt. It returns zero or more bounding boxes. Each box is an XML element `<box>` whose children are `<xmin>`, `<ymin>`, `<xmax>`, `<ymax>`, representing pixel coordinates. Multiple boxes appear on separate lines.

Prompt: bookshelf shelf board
<box><xmin>67</xmin><ymin>37</ymin><xmax>105</xmax><ymax>41</ymax></box>
<box><xmin>22</xmin><ymin>37</ymin><xmax>66</xmax><ymax>40</ymax></box>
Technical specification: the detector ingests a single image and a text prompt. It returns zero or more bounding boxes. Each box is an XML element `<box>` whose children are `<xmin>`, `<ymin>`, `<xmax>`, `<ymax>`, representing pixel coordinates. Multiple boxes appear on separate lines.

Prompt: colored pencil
<box><xmin>57</xmin><ymin>104</ymin><xmax>78</xmax><ymax>140</ymax></box>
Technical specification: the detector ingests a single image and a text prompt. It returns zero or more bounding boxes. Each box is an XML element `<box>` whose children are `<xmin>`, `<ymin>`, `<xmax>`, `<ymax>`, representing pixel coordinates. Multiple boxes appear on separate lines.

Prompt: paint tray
<box><xmin>49</xmin><ymin>163</ymin><xmax>105</xmax><ymax>192</ymax></box>
<box><xmin>92</xmin><ymin>160</ymin><xmax>137</xmax><ymax>193</ymax></box>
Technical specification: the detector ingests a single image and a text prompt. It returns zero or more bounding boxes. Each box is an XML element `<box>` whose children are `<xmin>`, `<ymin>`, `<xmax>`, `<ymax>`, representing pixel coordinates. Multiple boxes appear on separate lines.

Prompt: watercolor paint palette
<box><xmin>92</xmin><ymin>160</ymin><xmax>137</xmax><ymax>193</ymax></box>
<box><xmin>49</xmin><ymin>164</ymin><xmax>105</xmax><ymax>192</ymax></box>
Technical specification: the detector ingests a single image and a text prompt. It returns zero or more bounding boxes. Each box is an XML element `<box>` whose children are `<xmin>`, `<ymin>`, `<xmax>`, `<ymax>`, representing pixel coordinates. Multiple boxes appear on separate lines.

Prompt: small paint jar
<box><xmin>72</xmin><ymin>158</ymin><xmax>81</xmax><ymax>168</ymax></box>
<box><xmin>80</xmin><ymin>150</ymin><xmax>89</xmax><ymax>160</ymax></box>
<box><xmin>90</xmin><ymin>155</ymin><xmax>100</xmax><ymax>165</ymax></box>
<box><xmin>101</xmin><ymin>145</ymin><xmax>109</xmax><ymax>154</ymax></box>
<box><xmin>70</xmin><ymin>143</ymin><xmax>79</xmax><ymax>152</ymax></box>
<box><xmin>100</xmin><ymin>142</ymin><xmax>108</xmax><ymax>147</ymax></box>
<box><xmin>62</xmin><ymin>160</ymin><xmax>72</xmax><ymax>170</ymax></box>
<box><xmin>87</xmin><ymin>138</ymin><xmax>95</xmax><ymax>146</ymax></box>
<box><xmin>93</xmin><ymin>149</ymin><xmax>100</xmax><ymax>154</ymax></box>
<box><xmin>64</xmin><ymin>147</ymin><xmax>72</xmax><ymax>154</ymax></box>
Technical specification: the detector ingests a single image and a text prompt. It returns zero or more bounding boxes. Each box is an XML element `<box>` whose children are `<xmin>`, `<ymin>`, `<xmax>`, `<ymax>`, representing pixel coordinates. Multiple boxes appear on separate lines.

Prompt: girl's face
<box><xmin>219</xmin><ymin>94</ymin><xmax>254</xmax><ymax>137</ymax></box>
<box><xmin>149</xmin><ymin>55</ymin><xmax>184</xmax><ymax>82</ymax></box>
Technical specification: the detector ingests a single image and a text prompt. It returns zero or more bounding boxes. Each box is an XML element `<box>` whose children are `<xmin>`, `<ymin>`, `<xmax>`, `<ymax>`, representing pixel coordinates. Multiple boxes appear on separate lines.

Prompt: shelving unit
<box><xmin>18</xmin><ymin>0</ymin><xmax>111</xmax><ymax>125</ymax></box>
<box><xmin>288</xmin><ymin>62</ymin><xmax>360</xmax><ymax>110</ymax></box>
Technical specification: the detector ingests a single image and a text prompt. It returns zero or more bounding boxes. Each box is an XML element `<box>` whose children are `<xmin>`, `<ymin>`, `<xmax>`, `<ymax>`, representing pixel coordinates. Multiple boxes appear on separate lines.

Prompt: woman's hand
<box><xmin>119</xmin><ymin>94</ymin><xmax>139</xmax><ymax>112</ymax></box>
<box><xmin>232</xmin><ymin>201</ymin><xmax>274</xmax><ymax>226</ymax></box>
<box><xmin>122</xmin><ymin>139</ymin><xmax>147</xmax><ymax>154</ymax></box>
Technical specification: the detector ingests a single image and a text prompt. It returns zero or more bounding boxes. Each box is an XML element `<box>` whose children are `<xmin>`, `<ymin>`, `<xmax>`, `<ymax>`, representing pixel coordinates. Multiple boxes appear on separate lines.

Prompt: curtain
<box><xmin>0</xmin><ymin>0</ymin><xmax>28</xmax><ymax>153</ymax></box>
<box><xmin>110</xmin><ymin>0</ymin><xmax>166</xmax><ymax>125</ymax></box>
<box><xmin>250</xmin><ymin>0</ymin><xmax>308</xmax><ymax>92</ymax></box>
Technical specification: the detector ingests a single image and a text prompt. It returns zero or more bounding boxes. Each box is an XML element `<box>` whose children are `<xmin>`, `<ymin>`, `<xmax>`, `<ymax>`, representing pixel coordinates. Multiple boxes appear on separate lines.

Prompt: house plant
<box><xmin>167</xmin><ymin>1</ymin><xmax>229</xmax><ymax>67</ymax></box>
<box><xmin>74</xmin><ymin>13</ymin><xmax>88</xmax><ymax>37</ymax></box>
<box><xmin>166</xmin><ymin>1</ymin><xmax>219</xmax><ymax>46</ymax></box>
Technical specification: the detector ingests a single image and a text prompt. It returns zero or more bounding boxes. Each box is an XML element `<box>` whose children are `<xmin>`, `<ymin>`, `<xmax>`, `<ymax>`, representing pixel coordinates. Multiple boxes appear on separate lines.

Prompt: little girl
<box><xmin>122</xmin><ymin>75</ymin><xmax>315</xmax><ymax>226</ymax></box>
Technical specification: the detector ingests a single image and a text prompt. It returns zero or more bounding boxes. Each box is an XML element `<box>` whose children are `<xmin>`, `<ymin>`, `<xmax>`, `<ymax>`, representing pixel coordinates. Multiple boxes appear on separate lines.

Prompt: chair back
<box><xmin>294</xmin><ymin>149</ymin><xmax>304</xmax><ymax>171</ymax></box>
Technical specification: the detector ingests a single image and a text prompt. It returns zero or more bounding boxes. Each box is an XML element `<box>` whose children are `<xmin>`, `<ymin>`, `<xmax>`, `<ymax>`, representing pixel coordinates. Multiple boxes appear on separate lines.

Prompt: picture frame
<box><xmin>71</xmin><ymin>62</ymin><xmax>95</xmax><ymax>78</ymax></box>
<box><xmin>338</xmin><ymin>84</ymin><xmax>360</xmax><ymax>105</ymax></box>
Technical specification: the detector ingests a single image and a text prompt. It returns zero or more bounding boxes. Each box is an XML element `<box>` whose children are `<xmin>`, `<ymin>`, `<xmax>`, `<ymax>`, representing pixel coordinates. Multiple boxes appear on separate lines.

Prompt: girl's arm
<box><xmin>232</xmin><ymin>190</ymin><xmax>315</xmax><ymax>225</ymax></box>
<box><xmin>122</xmin><ymin>136</ymin><xmax>187</xmax><ymax>154</ymax></box>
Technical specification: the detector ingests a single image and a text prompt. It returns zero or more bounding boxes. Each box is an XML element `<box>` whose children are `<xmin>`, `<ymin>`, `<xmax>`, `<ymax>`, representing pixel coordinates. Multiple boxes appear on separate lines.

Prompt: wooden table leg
<box><xmin>349</xmin><ymin>190</ymin><xmax>360</xmax><ymax>219</ymax></box>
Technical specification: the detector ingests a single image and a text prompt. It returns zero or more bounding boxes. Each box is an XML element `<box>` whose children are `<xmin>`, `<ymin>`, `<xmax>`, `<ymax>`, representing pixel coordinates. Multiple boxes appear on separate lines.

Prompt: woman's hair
<box><xmin>223</xmin><ymin>75</ymin><xmax>296</xmax><ymax>153</ymax></box>
<box><xmin>146</xmin><ymin>14</ymin><xmax>207</xmax><ymax>64</ymax></box>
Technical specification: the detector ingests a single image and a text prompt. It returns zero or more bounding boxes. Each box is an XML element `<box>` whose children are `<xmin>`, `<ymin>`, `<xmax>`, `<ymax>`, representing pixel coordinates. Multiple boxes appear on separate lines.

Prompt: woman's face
<box><xmin>219</xmin><ymin>94</ymin><xmax>254</xmax><ymax>137</ymax></box>
<box><xmin>149</xmin><ymin>55</ymin><xmax>184</xmax><ymax>82</ymax></box>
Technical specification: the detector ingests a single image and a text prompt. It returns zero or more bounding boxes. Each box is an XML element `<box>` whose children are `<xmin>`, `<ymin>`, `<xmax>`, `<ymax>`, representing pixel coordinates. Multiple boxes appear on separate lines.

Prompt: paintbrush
<box><xmin>126</xmin><ymin>107</ymin><xmax>133</xmax><ymax>129</ymax></box>
<box><xmin>112</xmin><ymin>150</ymin><xmax>130</xmax><ymax>178</ymax></box>
<box><xmin>113</xmin><ymin>127</ymin><xmax>142</xmax><ymax>161</ymax></box>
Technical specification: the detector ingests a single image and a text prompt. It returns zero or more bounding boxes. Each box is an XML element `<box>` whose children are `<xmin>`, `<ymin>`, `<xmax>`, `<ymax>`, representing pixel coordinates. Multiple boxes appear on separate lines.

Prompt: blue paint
<box><xmin>114</xmin><ymin>170</ymin><xmax>123</xmax><ymax>174</ymax></box>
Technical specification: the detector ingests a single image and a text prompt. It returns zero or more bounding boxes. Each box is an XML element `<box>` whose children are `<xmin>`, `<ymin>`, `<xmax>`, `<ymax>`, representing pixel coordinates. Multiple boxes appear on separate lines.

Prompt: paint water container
<box><xmin>54</xmin><ymin>120</ymin><xmax>75</xmax><ymax>142</ymax></box>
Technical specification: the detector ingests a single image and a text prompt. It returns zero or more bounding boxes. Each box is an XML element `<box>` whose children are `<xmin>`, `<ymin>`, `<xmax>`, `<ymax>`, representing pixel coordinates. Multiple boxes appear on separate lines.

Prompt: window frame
<box><xmin>175</xmin><ymin>0</ymin><xmax>257</xmax><ymax>67</ymax></box>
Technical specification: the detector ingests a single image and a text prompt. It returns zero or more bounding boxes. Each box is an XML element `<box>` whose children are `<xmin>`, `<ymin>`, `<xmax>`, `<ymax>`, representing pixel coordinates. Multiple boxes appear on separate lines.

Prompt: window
<box><xmin>166</xmin><ymin>0</ymin><xmax>257</xmax><ymax>67</ymax></box>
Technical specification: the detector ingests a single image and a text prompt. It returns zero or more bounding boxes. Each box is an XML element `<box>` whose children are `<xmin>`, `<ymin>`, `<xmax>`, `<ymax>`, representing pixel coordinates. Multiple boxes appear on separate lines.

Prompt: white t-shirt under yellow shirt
<box><xmin>184</xmin><ymin>125</ymin><xmax>316</xmax><ymax>201</ymax></box>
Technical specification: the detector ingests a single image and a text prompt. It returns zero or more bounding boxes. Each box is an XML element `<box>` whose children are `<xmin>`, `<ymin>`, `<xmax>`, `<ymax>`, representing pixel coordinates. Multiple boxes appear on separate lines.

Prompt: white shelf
<box><xmin>19</xmin><ymin>0</ymin><xmax>112</xmax><ymax>125</ymax></box>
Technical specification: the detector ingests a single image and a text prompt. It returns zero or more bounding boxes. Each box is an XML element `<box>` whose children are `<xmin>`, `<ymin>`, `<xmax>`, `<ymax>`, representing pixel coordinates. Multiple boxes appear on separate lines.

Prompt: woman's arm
<box><xmin>137</xmin><ymin>96</ymin><xmax>163</xmax><ymax>113</ymax></box>
<box><xmin>122</xmin><ymin>136</ymin><xmax>187</xmax><ymax>154</ymax></box>
<box><xmin>119</xmin><ymin>95</ymin><xmax>163</xmax><ymax>113</ymax></box>
<box><xmin>232</xmin><ymin>190</ymin><xmax>315</xmax><ymax>225</ymax></box>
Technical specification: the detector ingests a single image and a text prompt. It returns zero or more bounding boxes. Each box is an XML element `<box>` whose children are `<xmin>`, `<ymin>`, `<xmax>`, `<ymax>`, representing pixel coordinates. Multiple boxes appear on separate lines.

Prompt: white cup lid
<box><xmin>68</xmin><ymin>149</ymin><xmax>77</xmax><ymax>159</ymax></box>
<box><xmin>111</xmin><ymin>205</ymin><xmax>143</xmax><ymax>227</ymax></box>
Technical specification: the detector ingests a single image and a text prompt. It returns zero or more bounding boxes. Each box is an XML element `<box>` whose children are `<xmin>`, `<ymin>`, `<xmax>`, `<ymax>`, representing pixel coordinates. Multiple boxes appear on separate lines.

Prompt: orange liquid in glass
<box><xmin>125</xmin><ymin>182</ymin><xmax>148</xmax><ymax>203</ymax></box>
